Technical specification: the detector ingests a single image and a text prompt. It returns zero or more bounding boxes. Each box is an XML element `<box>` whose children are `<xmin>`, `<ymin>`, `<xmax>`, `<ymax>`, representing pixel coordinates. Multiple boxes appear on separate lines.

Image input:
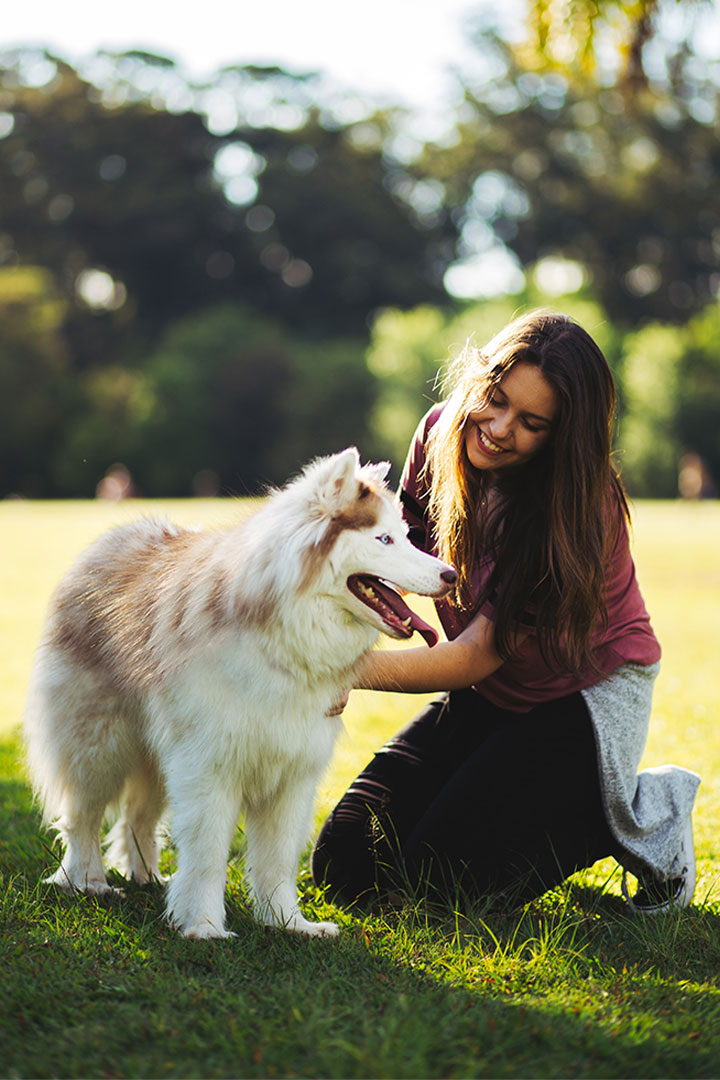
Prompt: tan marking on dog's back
<box><xmin>48</xmin><ymin>523</ymin><xmax>208</xmax><ymax>692</ymax></box>
<box><xmin>203</xmin><ymin>573</ymin><xmax>229</xmax><ymax>629</ymax></box>
<box><xmin>47</xmin><ymin>514</ymin><xmax>280</xmax><ymax>692</ymax></box>
<box><xmin>171</xmin><ymin>576</ymin><xmax>194</xmax><ymax>632</ymax></box>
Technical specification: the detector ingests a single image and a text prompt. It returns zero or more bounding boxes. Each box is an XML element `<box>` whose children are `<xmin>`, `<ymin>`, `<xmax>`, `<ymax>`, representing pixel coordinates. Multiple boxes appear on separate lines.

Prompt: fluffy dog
<box><xmin>24</xmin><ymin>449</ymin><xmax>456</xmax><ymax>938</ymax></box>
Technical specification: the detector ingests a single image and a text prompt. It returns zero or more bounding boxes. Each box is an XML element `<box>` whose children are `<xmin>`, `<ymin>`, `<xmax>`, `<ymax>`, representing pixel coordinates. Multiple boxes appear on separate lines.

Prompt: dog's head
<box><xmin>295</xmin><ymin>448</ymin><xmax>456</xmax><ymax>645</ymax></box>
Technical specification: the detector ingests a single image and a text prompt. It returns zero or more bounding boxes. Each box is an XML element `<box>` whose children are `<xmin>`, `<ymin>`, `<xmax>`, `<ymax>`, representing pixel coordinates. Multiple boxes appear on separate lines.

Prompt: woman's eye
<box><xmin>377</xmin><ymin>534</ymin><xmax>393</xmax><ymax>545</ymax></box>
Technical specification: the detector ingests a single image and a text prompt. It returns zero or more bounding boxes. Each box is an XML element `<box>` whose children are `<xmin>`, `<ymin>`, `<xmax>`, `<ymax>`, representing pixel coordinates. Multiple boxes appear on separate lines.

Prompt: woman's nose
<box><xmin>489</xmin><ymin>413</ymin><xmax>513</xmax><ymax>440</ymax></box>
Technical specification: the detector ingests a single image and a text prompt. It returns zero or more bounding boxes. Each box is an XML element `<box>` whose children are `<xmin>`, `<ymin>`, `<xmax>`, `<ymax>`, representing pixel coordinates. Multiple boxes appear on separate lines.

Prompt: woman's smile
<box><xmin>475</xmin><ymin>428</ymin><xmax>507</xmax><ymax>457</ymax></box>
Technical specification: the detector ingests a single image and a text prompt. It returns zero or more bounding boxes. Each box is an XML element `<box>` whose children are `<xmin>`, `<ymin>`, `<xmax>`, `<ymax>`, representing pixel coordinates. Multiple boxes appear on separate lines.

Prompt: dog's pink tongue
<box><xmin>353</xmin><ymin>576</ymin><xmax>440</xmax><ymax>647</ymax></box>
<box><xmin>409</xmin><ymin>611</ymin><xmax>439</xmax><ymax>648</ymax></box>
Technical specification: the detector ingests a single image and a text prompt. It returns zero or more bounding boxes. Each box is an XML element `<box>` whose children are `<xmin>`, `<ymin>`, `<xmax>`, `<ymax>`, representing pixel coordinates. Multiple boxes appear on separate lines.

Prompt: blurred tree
<box><xmin>132</xmin><ymin>304</ymin><xmax>378</xmax><ymax>496</ymax></box>
<box><xmin>0</xmin><ymin>267</ymin><xmax>72</xmax><ymax>496</ymax></box>
<box><xmin>43</xmin><ymin>303</ymin><xmax>379</xmax><ymax>497</ymax></box>
<box><xmin>0</xmin><ymin>56</ymin><xmax>231</xmax><ymax>361</ymax></box>
<box><xmin>0</xmin><ymin>50</ymin><xmax>453</xmax><ymax>351</ymax></box>
<box><xmin>421</xmin><ymin>25</ymin><xmax>720</xmax><ymax>325</ymax></box>
<box><xmin>237</xmin><ymin>116</ymin><xmax>452</xmax><ymax>332</ymax></box>
<box><xmin>0</xmin><ymin>49</ymin><xmax>454</xmax><ymax>495</ymax></box>
<box><xmin>676</xmin><ymin>302</ymin><xmax>720</xmax><ymax>489</ymax></box>
<box><xmin>52</xmin><ymin>361</ymin><xmax>155</xmax><ymax>497</ymax></box>
<box><xmin>521</xmin><ymin>0</ymin><xmax>706</xmax><ymax>92</ymax></box>
<box><xmin>615</xmin><ymin>322</ymin><xmax>685</xmax><ymax>494</ymax></box>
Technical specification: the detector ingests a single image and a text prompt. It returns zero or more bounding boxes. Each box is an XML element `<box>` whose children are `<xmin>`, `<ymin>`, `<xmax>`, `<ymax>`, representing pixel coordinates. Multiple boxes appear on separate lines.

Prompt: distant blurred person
<box><xmin>678</xmin><ymin>452</ymin><xmax>716</xmax><ymax>500</ymax></box>
<box><xmin>96</xmin><ymin>463</ymin><xmax>136</xmax><ymax>500</ymax></box>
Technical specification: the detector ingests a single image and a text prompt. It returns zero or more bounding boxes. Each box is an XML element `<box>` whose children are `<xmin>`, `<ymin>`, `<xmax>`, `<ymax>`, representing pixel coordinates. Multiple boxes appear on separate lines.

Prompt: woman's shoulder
<box><xmin>605</xmin><ymin>480</ymin><xmax>632</xmax><ymax>548</ymax></box>
<box><xmin>402</xmin><ymin>402</ymin><xmax>446</xmax><ymax>480</ymax></box>
<box><xmin>417</xmin><ymin>401</ymin><xmax>446</xmax><ymax>442</ymax></box>
<box><xmin>399</xmin><ymin>403</ymin><xmax>446</xmax><ymax>538</ymax></box>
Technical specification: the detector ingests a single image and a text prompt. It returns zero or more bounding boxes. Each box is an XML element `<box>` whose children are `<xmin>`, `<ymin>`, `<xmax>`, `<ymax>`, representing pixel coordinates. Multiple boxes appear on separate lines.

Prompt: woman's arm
<box><xmin>354</xmin><ymin>611</ymin><xmax>522</xmax><ymax>694</ymax></box>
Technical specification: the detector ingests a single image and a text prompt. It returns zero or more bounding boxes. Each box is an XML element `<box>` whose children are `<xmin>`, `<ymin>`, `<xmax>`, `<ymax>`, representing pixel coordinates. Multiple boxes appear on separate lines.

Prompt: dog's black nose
<box><xmin>441</xmin><ymin>569</ymin><xmax>457</xmax><ymax>585</ymax></box>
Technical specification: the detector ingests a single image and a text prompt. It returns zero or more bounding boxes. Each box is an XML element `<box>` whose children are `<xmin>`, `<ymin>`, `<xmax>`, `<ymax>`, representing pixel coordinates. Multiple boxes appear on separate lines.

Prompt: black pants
<box><xmin>312</xmin><ymin>687</ymin><xmax>616</xmax><ymax>908</ymax></box>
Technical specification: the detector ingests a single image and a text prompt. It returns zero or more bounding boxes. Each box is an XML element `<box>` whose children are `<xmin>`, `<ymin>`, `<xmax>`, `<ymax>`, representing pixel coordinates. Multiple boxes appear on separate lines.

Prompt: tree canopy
<box><xmin>0</xmin><ymin>54</ymin><xmax>453</xmax><ymax>346</ymax></box>
<box><xmin>420</xmin><ymin>0</ymin><xmax>719</xmax><ymax>325</ymax></box>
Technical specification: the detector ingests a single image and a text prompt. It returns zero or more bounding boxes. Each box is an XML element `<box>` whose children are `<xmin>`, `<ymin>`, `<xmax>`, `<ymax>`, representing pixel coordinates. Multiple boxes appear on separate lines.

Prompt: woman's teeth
<box><xmin>478</xmin><ymin>429</ymin><xmax>505</xmax><ymax>454</ymax></box>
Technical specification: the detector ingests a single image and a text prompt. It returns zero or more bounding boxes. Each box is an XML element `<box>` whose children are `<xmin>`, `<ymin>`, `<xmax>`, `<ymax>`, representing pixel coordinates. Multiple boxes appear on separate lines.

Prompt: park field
<box><xmin>0</xmin><ymin>496</ymin><xmax>718</xmax><ymax>1079</ymax></box>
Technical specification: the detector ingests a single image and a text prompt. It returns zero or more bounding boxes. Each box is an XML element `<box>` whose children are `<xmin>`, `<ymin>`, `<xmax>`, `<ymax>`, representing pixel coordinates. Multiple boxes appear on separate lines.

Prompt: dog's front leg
<box><xmin>164</xmin><ymin>763</ymin><xmax>241</xmax><ymax>939</ymax></box>
<box><xmin>244</xmin><ymin>773</ymin><xmax>338</xmax><ymax>937</ymax></box>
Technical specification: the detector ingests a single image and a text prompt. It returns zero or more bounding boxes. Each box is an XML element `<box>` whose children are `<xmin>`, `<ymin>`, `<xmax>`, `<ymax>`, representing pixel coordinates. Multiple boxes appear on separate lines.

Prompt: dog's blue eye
<box><xmin>377</xmin><ymin>534</ymin><xmax>393</xmax><ymax>545</ymax></box>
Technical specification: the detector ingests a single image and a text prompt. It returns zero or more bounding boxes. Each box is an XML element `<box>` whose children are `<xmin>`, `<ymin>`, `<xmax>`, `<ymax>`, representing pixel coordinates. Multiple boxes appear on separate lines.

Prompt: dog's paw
<box><xmin>181</xmin><ymin>920</ymin><xmax>236</xmax><ymax>940</ymax></box>
<box><xmin>43</xmin><ymin>870</ymin><xmax>77</xmax><ymax>894</ymax></box>
<box><xmin>307</xmin><ymin>919</ymin><xmax>340</xmax><ymax>938</ymax></box>
<box><xmin>44</xmin><ymin>869</ymin><xmax>122</xmax><ymax>899</ymax></box>
<box><xmin>289</xmin><ymin>917</ymin><xmax>340</xmax><ymax>938</ymax></box>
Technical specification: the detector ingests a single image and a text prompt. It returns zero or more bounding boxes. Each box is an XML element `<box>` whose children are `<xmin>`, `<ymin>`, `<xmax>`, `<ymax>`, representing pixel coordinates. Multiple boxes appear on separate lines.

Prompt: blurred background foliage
<box><xmin>0</xmin><ymin>0</ymin><xmax>718</xmax><ymax>499</ymax></box>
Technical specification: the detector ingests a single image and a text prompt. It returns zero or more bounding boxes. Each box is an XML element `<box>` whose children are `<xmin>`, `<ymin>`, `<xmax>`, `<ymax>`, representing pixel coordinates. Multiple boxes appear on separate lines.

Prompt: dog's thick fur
<box><xmin>24</xmin><ymin>449</ymin><xmax>455</xmax><ymax>938</ymax></box>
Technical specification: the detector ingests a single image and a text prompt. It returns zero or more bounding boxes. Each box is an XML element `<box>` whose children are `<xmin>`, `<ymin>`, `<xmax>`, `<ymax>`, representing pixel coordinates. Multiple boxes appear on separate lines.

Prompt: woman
<box><xmin>312</xmin><ymin>310</ymin><xmax>700</xmax><ymax>914</ymax></box>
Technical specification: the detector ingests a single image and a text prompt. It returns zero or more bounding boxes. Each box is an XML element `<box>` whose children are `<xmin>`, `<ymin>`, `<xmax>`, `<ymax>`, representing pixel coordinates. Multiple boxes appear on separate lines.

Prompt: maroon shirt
<box><xmin>400</xmin><ymin>404</ymin><xmax>662</xmax><ymax>713</ymax></box>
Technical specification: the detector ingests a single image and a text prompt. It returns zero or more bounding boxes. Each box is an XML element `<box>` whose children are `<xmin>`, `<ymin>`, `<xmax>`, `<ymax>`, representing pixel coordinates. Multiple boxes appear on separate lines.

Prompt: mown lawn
<box><xmin>0</xmin><ymin>497</ymin><xmax>718</xmax><ymax>1079</ymax></box>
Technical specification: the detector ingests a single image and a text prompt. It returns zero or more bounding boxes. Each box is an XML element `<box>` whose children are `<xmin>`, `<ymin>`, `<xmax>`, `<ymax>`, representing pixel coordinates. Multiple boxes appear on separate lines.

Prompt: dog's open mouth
<box><xmin>347</xmin><ymin>575</ymin><xmax>439</xmax><ymax>647</ymax></box>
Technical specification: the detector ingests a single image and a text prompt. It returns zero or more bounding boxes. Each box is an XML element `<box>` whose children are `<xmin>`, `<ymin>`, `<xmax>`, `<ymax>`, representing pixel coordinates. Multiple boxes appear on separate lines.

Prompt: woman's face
<box><xmin>464</xmin><ymin>360</ymin><xmax>558</xmax><ymax>474</ymax></box>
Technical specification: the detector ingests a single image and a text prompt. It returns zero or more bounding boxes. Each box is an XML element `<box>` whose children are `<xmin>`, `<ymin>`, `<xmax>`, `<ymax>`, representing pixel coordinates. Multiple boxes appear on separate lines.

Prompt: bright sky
<box><xmin>0</xmin><ymin>0</ymin><xmax>510</xmax><ymax>110</ymax></box>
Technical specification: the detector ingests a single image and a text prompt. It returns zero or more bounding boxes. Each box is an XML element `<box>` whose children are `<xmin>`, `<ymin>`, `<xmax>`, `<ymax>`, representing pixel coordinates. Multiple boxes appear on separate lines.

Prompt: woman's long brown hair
<box><xmin>425</xmin><ymin>309</ymin><xmax>628</xmax><ymax>676</ymax></box>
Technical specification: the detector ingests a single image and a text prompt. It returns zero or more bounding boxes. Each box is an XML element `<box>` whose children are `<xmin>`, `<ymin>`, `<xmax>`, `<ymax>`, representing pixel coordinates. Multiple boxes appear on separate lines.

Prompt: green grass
<box><xmin>1</xmin><ymin>497</ymin><xmax>719</xmax><ymax>1079</ymax></box>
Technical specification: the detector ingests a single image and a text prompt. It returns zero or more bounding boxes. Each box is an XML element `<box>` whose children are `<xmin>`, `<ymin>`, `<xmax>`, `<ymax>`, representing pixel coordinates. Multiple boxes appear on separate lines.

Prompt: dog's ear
<box><xmin>316</xmin><ymin>447</ymin><xmax>360</xmax><ymax>511</ymax></box>
<box><xmin>362</xmin><ymin>461</ymin><xmax>391</xmax><ymax>488</ymax></box>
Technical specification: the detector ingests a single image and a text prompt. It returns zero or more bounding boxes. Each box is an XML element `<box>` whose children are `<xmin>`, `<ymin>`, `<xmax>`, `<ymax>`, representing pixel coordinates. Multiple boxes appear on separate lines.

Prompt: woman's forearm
<box><xmin>354</xmin><ymin>614</ymin><xmax>505</xmax><ymax>694</ymax></box>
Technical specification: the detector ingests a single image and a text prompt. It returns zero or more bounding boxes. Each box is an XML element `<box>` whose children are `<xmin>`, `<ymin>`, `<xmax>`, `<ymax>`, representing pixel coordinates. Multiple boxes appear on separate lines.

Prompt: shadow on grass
<box><xmin>2</xmin><ymin>733</ymin><xmax>720</xmax><ymax>1080</ymax></box>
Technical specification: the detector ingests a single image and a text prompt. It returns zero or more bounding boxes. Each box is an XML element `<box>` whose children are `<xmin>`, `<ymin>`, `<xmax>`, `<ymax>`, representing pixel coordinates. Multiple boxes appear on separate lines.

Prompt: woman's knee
<box><xmin>311</xmin><ymin>805</ymin><xmax>377</xmax><ymax>902</ymax></box>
